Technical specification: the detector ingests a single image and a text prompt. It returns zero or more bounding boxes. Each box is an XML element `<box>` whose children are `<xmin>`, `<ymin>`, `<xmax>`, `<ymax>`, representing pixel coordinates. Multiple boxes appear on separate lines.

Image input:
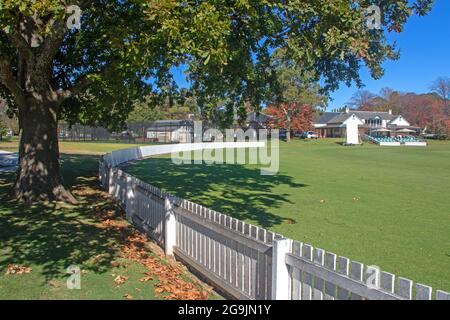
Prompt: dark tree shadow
<box><xmin>0</xmin><ymin>154</ymin><xmax>134</xmax><ymax>282</ymax></box>
<box><xmin>0</xmin><ymin>151</ymin><xmax>305</xmax><ymax>284</ymax></box>
<box><xmin>125</xmin><ymin>157</ymin><xmax>307</xmax><ymax>228</ymax></box>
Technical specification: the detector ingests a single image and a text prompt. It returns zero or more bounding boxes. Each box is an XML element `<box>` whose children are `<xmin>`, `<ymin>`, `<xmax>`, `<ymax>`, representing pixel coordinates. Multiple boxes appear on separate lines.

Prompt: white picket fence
<box><xmin>99</xmin><ymin>143</ymin><xmax>450</xmax><ymax>300</ymax></box>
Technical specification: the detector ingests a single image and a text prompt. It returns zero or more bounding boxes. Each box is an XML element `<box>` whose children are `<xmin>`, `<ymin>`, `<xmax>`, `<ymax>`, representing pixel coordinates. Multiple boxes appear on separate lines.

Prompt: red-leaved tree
<box><xmin>266</xmin><ymin>103</ymin><xmax>315</xmax><ymax>141</ymax></box>
<box><xmin>402</xmin><ymin>94</ymin><xmax>448</xmax><ymax>134</ymax></box>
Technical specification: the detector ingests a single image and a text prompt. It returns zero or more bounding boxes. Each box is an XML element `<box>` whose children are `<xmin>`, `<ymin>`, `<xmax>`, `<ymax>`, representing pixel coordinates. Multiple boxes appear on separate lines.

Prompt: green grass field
<box><xmin>126</xmin><ymin>139</ymin><xmax>450</xmax><ymax>292</ymax></box>
<box><xmin>0</xmin><ymin>141</ymin><xmax>215</xmax><ymax>300</ymax></box>
<box><xmin>0</xmin><ymin>138</ymin><xmax>146</xmax><ymax>155</ymax></box>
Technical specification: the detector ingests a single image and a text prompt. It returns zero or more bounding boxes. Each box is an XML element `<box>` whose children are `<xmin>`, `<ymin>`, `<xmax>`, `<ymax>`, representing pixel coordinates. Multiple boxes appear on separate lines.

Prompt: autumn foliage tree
<box><xmin>401</xmin><ymin>94</ymin><xmax>448</xmax><ymax>135</ymax></box>
<box><xmin>353</xmin><ymin>85</ymin><xmax>449</xmax><ymax>135</ymax></box>
<box><xmin>266</xmin><ymin>103</ymin><xmax>315</xmax><ymax>141</ymax></box>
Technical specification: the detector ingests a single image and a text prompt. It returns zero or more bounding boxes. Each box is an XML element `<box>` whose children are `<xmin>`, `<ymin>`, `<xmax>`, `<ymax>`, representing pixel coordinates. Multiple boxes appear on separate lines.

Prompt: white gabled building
<box><xmin>314</xmin><ymin>108</ymin><xmax>418</xmax><ymax>142</ymax></box>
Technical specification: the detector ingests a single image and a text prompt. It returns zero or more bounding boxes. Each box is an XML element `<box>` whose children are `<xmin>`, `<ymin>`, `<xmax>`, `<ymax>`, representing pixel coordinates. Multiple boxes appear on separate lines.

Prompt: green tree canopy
<box><xmin>0</xmin><ymin>0</ymin><xmax>433</xmax><ymax>202</ymax></box>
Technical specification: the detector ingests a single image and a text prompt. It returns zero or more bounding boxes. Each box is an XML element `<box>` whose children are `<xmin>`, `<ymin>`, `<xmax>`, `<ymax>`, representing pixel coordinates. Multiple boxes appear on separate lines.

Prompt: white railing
<box><xmin>99</xmin><ymin>143</ymin><xmax>449</xmax><ymax>300</ymax></box>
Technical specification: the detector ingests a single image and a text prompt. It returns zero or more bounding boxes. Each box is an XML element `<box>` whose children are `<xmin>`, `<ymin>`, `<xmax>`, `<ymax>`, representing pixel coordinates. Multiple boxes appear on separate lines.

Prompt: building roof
<box><xmin>147</xmin><ymin>120</ymin><xmax>193</xmax><ymax>132</ymax></box>
<box><xmin>316</xmin><ymin>112</ymin><xmax>340</xmax><ymax>124</ymax></box>
<box><xmin>317</xmin><ymin>110</ymin><xmax>396</xmax><ymax>125</ymax></box>
<box><xmin>351</xmin><ymin>111</ymin><xmax>395</xmax><ymax>121</ymax></box>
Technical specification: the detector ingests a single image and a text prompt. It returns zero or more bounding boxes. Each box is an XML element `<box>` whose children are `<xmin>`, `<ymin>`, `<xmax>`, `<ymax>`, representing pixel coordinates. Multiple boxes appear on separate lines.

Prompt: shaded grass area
<box><xmin>126</xmin><ymin>139</ymin><xmax>450</xmax><ymax>292</ymax></box>
<box><xmin>127</xmin><ymin>154</ymin><xmax>306</xmax><ymax>228</ymax></box>
<box><xmin>0</xmin><ymin>152</ymin><xmax>213</xmax><ymax>300</ymax></box>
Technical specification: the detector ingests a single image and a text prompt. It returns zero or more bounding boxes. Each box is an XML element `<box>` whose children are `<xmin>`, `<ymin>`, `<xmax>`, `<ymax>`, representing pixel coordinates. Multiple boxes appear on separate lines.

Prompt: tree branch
<box><xmin>37</xmin><ymin>19</ymin><xmax>67</xmax><ymax>67</ymax></box>
<box><xmin>57</xmin><ymin>61</ymin><xmax>118</xmax><ymax>104</ymax></box>
<box><xmin>37</xmin><ymin>1</ymin><xmax>94</xmax><ymax>78</ymax></box>
<box><xmin>57</xmin><ymin>75</ymin><xmax>94</xmax><ymax>102</ymax></box>
<box><xmin>6</xmin><ymin>15</ymin><xmax>33</xmax><ymax>59</ymax></box>
<box><xmin>0</xmin><ymin>53</ymin><xmax>25</xmax><ymax>105</ymax></box>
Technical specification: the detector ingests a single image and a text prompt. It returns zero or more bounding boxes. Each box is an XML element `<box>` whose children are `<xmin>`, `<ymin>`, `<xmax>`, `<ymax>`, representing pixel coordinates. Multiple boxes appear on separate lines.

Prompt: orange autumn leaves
<box><xmin>266</xmin><ymin>103</ymin><xmax>315</xmax><ymax>133</ymax></box>
<box><xmin>121</xmin><ymin>232</ymin><xmax>210</xmax><ymax>300</ymax></box>
<box><xmin>5</xmin><ymin>264</ymin><xmax>32</xmax><ymax>275</ymax></box>
<box><xmin>75</xmin><ymin>186</ymin><xmax>211</xmax><ymax>300</ymax></box>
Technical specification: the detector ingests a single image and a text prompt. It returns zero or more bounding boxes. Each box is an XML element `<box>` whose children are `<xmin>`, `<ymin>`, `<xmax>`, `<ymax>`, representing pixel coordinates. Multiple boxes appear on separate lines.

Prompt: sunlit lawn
<box><xmin>0</xmin><ymin>137</ymin><xmax>147</xmax><ymax>155</ymax></box>
<box><xmin>126</xmin><ymin>138</ymin><xmax>450</xmax><ymax>293</ymax></box>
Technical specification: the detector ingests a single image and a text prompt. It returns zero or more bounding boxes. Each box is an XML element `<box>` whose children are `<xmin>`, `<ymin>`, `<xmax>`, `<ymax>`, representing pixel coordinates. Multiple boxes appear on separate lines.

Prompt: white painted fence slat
<box><xmin>266</xmin><ymin>250</ymin><xmax>273</xmax><ymax>299</ymax></box>
<box><xmin>380</xmin><ymin>271</ymin><xmax>395</xmax><ymax>293</ymax></box>
<box><xmin>237</xmin><ymin>247</ymin><xmax>244</xmax><ymax>291</ymax></box>
<box><xmin>301</xmin><ymin>244</ymin><xmax>313</xmax><ymax>300</ymax></box>
<box><xmin>313</xmin><ymin>248</ymin><xmax>325</xmax><ymax>300</ymax></box>
<box><xmin>350</xmin><ymin>261</ymin><xmax>364</xmax><ymax>300</ymax></box>
<box><xmin>337</xmin><ymin>256</ymin><xmax>350</xmax><ymax>300</ymax></box>
<box><xmin>291</xmin><ymin>241</ymin><xmax>302</xmax><ymax>300</ymax></box>
<box><xmin>397</xmin><ymin>277</ymin><xmax>413</xmax><ymax>299</ymax></box>
<box><xmin>251</xmin><ymin>249</ymin><xmax>258</xmax><ymax>298</ymax></box>
<box><xmin>415</xmin><ymin>283</ymin><xmax>432</xmax><ymax>300</ymax></box>
<box><xmin>244</xmin><ymin>246</ymin><xmax>250</xmax><ymax>295</ymax></box>
<box><xmin>290</xmin><ymin>266</ymin><xmax>301</xmax><ymax>300</ymax></box>
<box><xmin>258</xmin><ymin>251</ymin><xmax>267</xmax><ymax>299</ymax></box>
<box><xmin>324</xmin><ymin>252</ymin><xmax>337</xmax><ymax>300</ymax></box>
<box><xmin>225</xmin><ymin>239</ymin><xmax>231</xmax><ymax>283</ymax></box>
<box><xmin>436</xmin><ymin>290</ymin><xmax>450</xmax><ymax>300</ymax></box>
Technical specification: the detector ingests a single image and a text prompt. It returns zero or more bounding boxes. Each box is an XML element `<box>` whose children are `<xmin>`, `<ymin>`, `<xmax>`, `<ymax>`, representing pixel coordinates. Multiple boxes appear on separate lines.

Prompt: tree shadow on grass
<box><xmin>126</xmin><ymin>157</ymin><xmax>307</xmax><ymax>228</ymax></box>
<box><xmin>0</xmin><ymin>154</ymin><xmax>133</xmax><ymax>282</ymax></box>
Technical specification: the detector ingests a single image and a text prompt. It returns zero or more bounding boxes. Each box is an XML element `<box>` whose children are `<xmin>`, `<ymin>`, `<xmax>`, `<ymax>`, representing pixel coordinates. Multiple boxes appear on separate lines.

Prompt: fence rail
<box><xmin>99</xmin><ymin>143</ymin><xmax>450</xmax><ymax>300</ymax></box>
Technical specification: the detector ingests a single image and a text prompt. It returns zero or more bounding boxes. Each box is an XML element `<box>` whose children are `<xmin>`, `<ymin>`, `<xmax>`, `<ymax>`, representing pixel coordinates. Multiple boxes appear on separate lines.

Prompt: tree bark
<box><xmin>14</xmin><ymin>103</ymin><xmax>76</xmax><ymax>204</ymax></box>
<box><xmin>286</xmin><ymin>122</ymin><xmax>291</xmax><ymax>142</ymax></box>
<box><xmin>0</xmin><ymin>14</ymin><xmax>82</xmax><ymax>204</ymax></box>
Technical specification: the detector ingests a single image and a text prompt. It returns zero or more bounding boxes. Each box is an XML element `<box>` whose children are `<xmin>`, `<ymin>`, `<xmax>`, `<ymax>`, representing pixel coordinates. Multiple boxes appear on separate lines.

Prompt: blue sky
<box><xmin>171</xmin><ymin>0</ymin><xmax>450</xmax><ymax>110</ymax></box>
<box><xmin>328</xmin><ymin>0</ymin><xmax>450</xmax><ymax>110</ymax></box>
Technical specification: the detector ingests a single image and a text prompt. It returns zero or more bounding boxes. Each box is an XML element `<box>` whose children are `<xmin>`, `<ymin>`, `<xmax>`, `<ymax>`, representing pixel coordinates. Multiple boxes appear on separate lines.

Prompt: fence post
<box><xmin>271</xmin><ymin>238</ymin><xmax>291</xmax><ymax>300</ymax></box>
<box><xmin>164</xmin><ymin>196</ymin><xmax>177</xmax><ymax>256</ymax></box>
<box><xmin>108</xmin><ymin>167</ymin><xmax>114</xmax><ymax>195</ymax></box>
<box><xmin>125</xmin><ymin>176</ymin><xmax>135</xmax><ymax>222</ymax></box>
<box><xmin>99</xmin><ymin>158</ymin><xmax>103</xmax><ymax>187</ymax></box>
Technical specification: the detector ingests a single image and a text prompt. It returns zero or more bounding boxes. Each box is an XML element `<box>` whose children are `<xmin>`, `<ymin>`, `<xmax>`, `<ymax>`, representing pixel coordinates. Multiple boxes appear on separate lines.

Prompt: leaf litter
<box><xmin>76</xmin><ymin>185</ymin><xmax>211</xmax><ymax>300</ymax></box>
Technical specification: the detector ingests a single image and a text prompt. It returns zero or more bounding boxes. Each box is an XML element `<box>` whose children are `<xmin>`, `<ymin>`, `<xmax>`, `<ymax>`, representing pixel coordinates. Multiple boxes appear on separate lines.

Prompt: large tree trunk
<box><xmin>286</xmin><ymin>124</ymin><xmax>291</xmax><ymax>142</ymax></box>
<box><xmin>14</xmin><ymin>103</ymin><xmax>76</xmax><ymax>203</ymax></box>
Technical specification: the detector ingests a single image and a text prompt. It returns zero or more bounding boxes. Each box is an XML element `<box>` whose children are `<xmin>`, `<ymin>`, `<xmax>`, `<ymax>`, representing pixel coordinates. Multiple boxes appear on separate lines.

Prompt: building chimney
<box><xmin>388</xmin><ymin>109</ymin><xmax>392</xmax><ymax>115</ymax></box>
<box><xmin>345</xmin><ymin>107</ymin><xmax>350</xmax><ymax>114</ymax></box>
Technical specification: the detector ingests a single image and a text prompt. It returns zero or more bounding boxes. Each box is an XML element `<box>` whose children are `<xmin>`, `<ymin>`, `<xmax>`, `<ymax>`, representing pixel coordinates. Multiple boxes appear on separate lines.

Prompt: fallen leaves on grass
<box><xmin>139</xmin><ymin>273</ymin><xmax>153</xmax><ymax>283</ymax></box>
<box><xmin>114</xmin><ymin>275</ymin><xmax>128</xmax><ymax>285</ymax></box>
<box><xmin>78</xmin><ymin>184</ymin><xmax>211</xmax><ymax>300</ymax></box>
<box><xmin>284</xmin><ymin>218</ymin><xmax>296</xmax><ymax>225</ymax></box>
<box><xmin>122</xmin><ymin>232</ymin><xmax>210</xmax><ymax>300</ymax></box>
<box><xmin>101</xmin><ymin>219</ymin><xmax>127</xmax><ymax>230</ymax></box>
<box><xmin>5</xmin><ymin>264</ymin><xmax>32</xmax><ymax>275</ymax></box>
<box><xmin>123</xmin><ymin>293</ymin><xmax>133</xmax><ymax>300</ymax></box>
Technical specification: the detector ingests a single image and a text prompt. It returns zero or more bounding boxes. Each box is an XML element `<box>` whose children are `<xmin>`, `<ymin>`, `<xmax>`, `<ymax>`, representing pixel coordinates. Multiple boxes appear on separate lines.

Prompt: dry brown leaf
<box><xmin>123</xmin><ymin>293</ymin><xmax>133</xmax><ymax>300</ymax></box>
<box><xmin>5</xmin><ymin>264</ymin><xmax>32</xmax><ymax>275</ymax></box>
<box><xmin>114</xmin><ymin>275</ymin><xmax>128</xmax><ymax>285</ymax></box>
<box><xmin>81</xmin><ymin>184</ymin><xmax>211</xmax><ymax>301</ymax></box>
<box><xmin>139</xmin><ymin>276</ymin><xmax>153</xmax><ymax>282</ymax></box>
